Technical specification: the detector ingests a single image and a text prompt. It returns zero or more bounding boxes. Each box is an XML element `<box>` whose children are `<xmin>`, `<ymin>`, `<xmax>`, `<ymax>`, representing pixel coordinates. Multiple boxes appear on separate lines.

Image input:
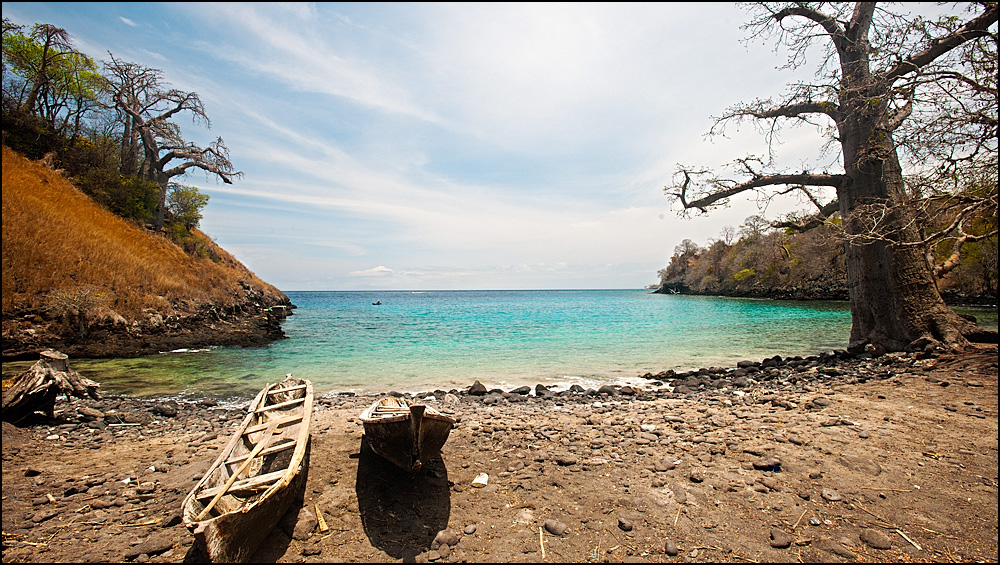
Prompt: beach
<box><xmin>2</xmin><ymin>343</ymin><xmax>997</xmax><ymax>563</ymax></box>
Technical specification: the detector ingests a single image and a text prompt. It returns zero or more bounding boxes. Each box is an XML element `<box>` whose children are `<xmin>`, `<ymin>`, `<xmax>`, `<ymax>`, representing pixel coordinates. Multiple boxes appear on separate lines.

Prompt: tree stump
<box><xmin>2</xmin><ymin>350</ymin><xmax>100</xmax><ymax>424</ymax></box>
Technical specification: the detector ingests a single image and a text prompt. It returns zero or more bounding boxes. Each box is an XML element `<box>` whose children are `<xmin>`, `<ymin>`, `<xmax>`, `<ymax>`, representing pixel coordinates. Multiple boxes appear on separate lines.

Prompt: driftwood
<box><xmin>2</xmin><ymin>350</ymin><xmax>100</xmax><ymax>423</ymax></box>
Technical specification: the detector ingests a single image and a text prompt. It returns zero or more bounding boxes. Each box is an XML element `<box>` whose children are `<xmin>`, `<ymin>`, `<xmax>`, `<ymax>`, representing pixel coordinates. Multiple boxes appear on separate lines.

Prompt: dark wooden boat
<box><xmin>182</xmin><ymin>376</ymin><xmax>313</xmax><ymax>562</ymax></box>
<box><xmin>359</xmin><ymin>396</ymin><xmax>455</xmax><ymax>473</ymax></box>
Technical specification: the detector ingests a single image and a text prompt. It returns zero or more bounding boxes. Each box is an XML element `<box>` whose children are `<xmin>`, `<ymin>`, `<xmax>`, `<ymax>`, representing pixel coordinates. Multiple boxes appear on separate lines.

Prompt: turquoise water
<box><xmin>3</xmin><ymin>290</ymin><xmax>995</xmax><ymax>398</ymax></box>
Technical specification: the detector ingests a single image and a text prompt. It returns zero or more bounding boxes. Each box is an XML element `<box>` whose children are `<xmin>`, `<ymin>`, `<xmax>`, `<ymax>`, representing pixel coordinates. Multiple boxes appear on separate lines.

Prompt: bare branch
<box><xmin>667</xmin><ymin>161</ymin><xmax>846</xmax><ymax>213</ymax></box>
<box><xmin>885</xmin><ymin>3</ymin><xmax>1000</xmax><ymax>83</ymax></box>
<box><xmin>731</xmin><ymin>100</ymin><xmax>841</xmax><ymax>122</ymax></box>
<box><xmin>932</xmin><ymin>222</ymin><xmax>999</xmax><ymax>279</ymax></box>
<box><xmin>773</xmin><ymin>5</ymin><xmax>845</xmax><ymax>45</ymax></box>
<box><xmin>161</xmin><ymin>138</ymin><xmax>241</xmax><ymax>184</ymax></box>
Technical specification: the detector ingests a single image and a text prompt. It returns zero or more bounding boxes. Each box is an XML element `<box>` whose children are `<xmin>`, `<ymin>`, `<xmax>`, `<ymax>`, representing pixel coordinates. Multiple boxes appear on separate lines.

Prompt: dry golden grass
<box><xmin>2</xmin><ymin>145</ymin><xmax>284</xmax><ymax>320</ymax></box>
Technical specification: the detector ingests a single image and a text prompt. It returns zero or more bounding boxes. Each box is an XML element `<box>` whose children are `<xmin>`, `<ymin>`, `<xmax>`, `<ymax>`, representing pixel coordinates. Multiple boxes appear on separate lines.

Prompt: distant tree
<box><xmin>674</xmin><ymin>238</ymin><xmax>702</xmax><ymax>258</ymax></box>
<box><xmin>720</xmin><ymin>225</ymin><xmax>737</xmax><ymax>246</ymax></box>
<box><xmin>104</xmin><ymin>54</ymin><xmax>240</xmax><ymax>229</ymax></box>
<box><xmin>664</xmin><ymin>2</ymin><xmax>997</xmax><ymax>353</ymax></box>
<box><xmin>1</xmin><ymin>20</ymin><xmax>103</xmax><ymax>141</ymax></box>
<box><xmin>738</xmin><ymin>214</ymin><xmax>771</xmax><ymax>242</ymax></box>
<box><xmin>10</xmin><ymin>23</ymin><xmax>74</xmax><ymax>114</ymax></box>
<box><xmin>166</xmin><ymin>183</ymin><xmax>210</xmax><ymax>230</ymax></box>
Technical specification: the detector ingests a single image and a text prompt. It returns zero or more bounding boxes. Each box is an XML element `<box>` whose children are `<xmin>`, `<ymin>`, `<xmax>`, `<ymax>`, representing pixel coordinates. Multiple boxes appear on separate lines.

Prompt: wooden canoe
<box><xmin>359</xmin><ymin>396</ymin><xmax>455</xmax><ymax>473</ymax></box>
<box><xmin>182</xmin><ymin>375</ymin><xmax>313</xmax><ymax>563</ymax></box>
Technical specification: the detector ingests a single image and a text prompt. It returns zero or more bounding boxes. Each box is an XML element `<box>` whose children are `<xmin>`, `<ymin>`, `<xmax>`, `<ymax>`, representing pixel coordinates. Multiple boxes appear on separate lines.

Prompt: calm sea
<box><xmin>3</xmin><ymin>290</ymin><xmax>996</xmax><ymax>399</ymax></box>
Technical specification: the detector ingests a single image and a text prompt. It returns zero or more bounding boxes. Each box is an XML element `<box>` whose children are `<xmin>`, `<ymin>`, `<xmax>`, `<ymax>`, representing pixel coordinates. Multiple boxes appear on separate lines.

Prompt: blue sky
<box><xmin>4</xmin><ymin>2</ymin><xmax>839</xmax><ymax>290</ymax></box>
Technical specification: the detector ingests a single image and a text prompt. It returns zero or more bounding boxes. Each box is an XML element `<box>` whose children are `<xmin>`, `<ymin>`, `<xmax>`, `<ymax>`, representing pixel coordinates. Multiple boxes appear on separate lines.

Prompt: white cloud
<box><xmin>350</xmin><ymin>266</ymin><xmax>394</xmax><ymax>277</ymax></box>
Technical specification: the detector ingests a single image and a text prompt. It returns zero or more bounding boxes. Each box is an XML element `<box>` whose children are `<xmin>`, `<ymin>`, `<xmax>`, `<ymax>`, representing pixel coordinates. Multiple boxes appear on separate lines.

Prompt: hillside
<box><xmin>1</xmin><ymin>145</ymin><xmax>293</xmax><ymax>360</ymax></box>
<box><xmin>656</xmin><ymin>225</ymin><xmax>997</xmax><ymax>305</ymax></box>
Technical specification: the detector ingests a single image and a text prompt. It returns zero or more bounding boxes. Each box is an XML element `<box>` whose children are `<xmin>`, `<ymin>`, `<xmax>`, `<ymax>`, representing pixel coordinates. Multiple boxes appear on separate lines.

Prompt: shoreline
<box><xmin>7</xmin><ymin>342</ymin><xmax>990</xmax><ymax>418</ymax></box>
<box><xmin>0</xmin><ymin>343</ymin><xmax>908</xmax><ymax>404</ymax></box>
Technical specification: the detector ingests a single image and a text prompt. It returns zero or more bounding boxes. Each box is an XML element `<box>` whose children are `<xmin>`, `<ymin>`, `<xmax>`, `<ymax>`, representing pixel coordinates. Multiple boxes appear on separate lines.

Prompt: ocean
<box><xmin>3</xmin><ymin>290</ymin><xmax>996</xmax><ymax>399</ymax></box>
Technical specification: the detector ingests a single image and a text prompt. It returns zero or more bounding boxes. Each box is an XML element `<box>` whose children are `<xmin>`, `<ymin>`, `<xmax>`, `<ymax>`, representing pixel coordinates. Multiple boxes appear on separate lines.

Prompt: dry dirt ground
<box><xmin>2</xmin><ymin>344</ymin><xmax>997</xmax><ymax>563</ymax></box>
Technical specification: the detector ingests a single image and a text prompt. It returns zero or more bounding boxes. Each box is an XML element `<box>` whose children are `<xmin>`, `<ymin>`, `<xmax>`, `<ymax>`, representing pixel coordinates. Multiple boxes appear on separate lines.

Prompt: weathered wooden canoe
<box><xmin>182</xmin><ymin>376</ymin><xmax>313</xmax><ymax>563</ymax></box>
<box><xmin>359</xmin><ymin>396</ymin><xmax>455</xmax><ymax>473</ymax></box>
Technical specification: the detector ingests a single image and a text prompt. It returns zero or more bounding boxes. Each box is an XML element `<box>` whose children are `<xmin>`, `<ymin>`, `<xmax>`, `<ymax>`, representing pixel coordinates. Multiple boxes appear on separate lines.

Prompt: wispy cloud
<box><xmin>193</xmin><ymin>3</ymin><xmax>444</xmax><ymax>124</ymax></box>
<box><xmin>6</xmin><ymin>2</ymin><xmax>832</xmax><ymax>289</ymax></box>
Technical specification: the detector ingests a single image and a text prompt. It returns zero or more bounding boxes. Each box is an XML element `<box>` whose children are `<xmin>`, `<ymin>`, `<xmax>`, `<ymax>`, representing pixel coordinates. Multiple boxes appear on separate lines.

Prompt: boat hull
<box><xmin>360</xmin><ymin>397</ymin><xmax>454</xmax><ymax>473</ymax></box>
<box><xmin>182</xmin><ymin>376</ymin><xmax>313</xmax><ymax>562</ymax></box>
<box><xmin>190</xmin><ymin>443</ymin><xmax>309</xmax><ymax>562</ymax></box>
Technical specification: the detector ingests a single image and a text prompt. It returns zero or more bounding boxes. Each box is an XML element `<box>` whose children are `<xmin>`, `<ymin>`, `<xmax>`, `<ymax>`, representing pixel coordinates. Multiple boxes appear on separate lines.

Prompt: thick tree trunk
<box><xmin>152</xmin><ymin>170</ymin><xmax>169</xmax><ymax>230</ymax></box>
<box><xmin>837</xmin><ymin>103</ymin><xmax>984</xmax><ymax>353</ymax></box>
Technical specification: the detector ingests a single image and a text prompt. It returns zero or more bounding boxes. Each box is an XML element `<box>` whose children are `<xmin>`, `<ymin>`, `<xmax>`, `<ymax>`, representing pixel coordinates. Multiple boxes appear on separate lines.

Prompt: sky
<box><xmin>3</xmin><ymin>2</ymin><xmax>843</xmax><ymax>291</ymax></box>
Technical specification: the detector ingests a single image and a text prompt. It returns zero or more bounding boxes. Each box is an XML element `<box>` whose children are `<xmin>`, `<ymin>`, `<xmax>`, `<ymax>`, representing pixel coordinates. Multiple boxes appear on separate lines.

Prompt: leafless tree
<box><xmin>104</xmin><ymin>54</ymin><xmax>241</xmax><ymax>229</ymax></box>
<box><xmin>664</xmin><ymin>2</ymin><xmax>998</xmax><ymax>353</ymax></box>
<box><xmin>720</xmin><ymin>225</ymin><xmax>737</xmax><ymax>246</ymax></box>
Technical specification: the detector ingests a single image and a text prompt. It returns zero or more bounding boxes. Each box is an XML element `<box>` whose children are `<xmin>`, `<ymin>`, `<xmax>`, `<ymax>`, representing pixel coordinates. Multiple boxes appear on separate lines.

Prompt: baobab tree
<box><xmin>665</xmin><ymin>2</ymin><xmax>997</xmax><ymax>353</ymax></box>
<box><xmin>104</xmin><ymin>54</ymin><xmax>240</xmax><ymax>229</ymax></box>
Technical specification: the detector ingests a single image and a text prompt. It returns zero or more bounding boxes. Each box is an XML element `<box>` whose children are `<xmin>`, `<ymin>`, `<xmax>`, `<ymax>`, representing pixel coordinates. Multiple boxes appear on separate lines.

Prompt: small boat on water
<box><xmin>182</xmin><ymin>376</ymin><xmax>313</xmax><ymax>563</ymax></box>
<box><xmin>359</xmin><ymin>396</ymin><xmax>455</xmax><ymax>473</ymax></box>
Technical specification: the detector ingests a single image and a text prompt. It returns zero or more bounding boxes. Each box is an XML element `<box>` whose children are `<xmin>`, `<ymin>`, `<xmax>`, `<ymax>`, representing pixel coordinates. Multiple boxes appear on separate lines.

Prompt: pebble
<box><xmin>464</xmin><ymin>524</ymin><xmax>477</xmax><ymax>535</ymax></box>
<box><xmin>433</xmin><ymin>529</ymin><xmax>460</xmax><ymax>547</ymax></box>
<box><xmin>653</xmin><ymin>458</ymin><xmax>677</xmax><ymax>472</ymax></box>
<box><xmin>752</xmin><ymin>457</ymin><xmax>782</xmax><ymax>471</ymax></box>
<box><xmin>769</xmin><ymin>527</ymin><xmax>793</xmax><ymax>548</ymax></box>
<box><xmin>618</xmin><ymin>517</ymin><xmax>633</xmax><ymax>532</ymax></box>
<box><xmin>821</xmin><ymin>488</ymin><xmax>843</xmax><ymax>502</ymax></box>
<box><xmin>663</xmin><ymin>539</ymin><xmax>678</xmax><ymax>556</ymax></box>
<box><xmin>554</xmin><ymin>455</ymin><xmax>579</xmax><ymax>466</ymax></box>
<box><xmin>292</xmin><ymin>508</ymin><xmax>317</xmax><ymax>540</ymax></box>
<box><xmin>544</xmin><ymin>519</ymin><xmax>568</xmax><ymax>536</ymax></box>
<box><xmin>123</xmin><ymin>535</ymin><xmax>174</xmax><ymax>560</ymax></box>
<box><xmin>816</xmin><ymin>539</ymin><xmax>856</xmax><ymax>559</ymax></box>
<box><xmin>759</xmin><ymin>476</ymin><xmax>779</xmax><ymax>491</ymax></box>
<box><xmin>860</xmin><ymin>528</ymin><xmax>893</xmax><ymax>549</ymax></box>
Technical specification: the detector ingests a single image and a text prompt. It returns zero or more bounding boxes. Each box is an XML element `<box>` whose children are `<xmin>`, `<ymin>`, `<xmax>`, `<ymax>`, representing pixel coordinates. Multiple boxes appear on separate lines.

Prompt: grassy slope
<box><xmin>1</xmin><ymin>145</ymin><xmax>286</xmax><ymax>322</ymax></box>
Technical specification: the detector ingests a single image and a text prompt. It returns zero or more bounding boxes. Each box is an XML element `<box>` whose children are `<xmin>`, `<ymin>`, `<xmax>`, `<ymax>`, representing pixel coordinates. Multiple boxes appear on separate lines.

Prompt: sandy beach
<box><xmin>2</xmin><ymin>344</ymin><xmax>997</xmax><ymax>563</ymax></box>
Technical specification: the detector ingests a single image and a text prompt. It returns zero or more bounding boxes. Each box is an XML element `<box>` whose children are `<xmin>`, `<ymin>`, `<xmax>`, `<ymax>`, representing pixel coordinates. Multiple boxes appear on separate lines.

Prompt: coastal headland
<box><xmin>2</xmin><ymin>344</ymin><xmax>997</xmax><ymax>563</ymax></box>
